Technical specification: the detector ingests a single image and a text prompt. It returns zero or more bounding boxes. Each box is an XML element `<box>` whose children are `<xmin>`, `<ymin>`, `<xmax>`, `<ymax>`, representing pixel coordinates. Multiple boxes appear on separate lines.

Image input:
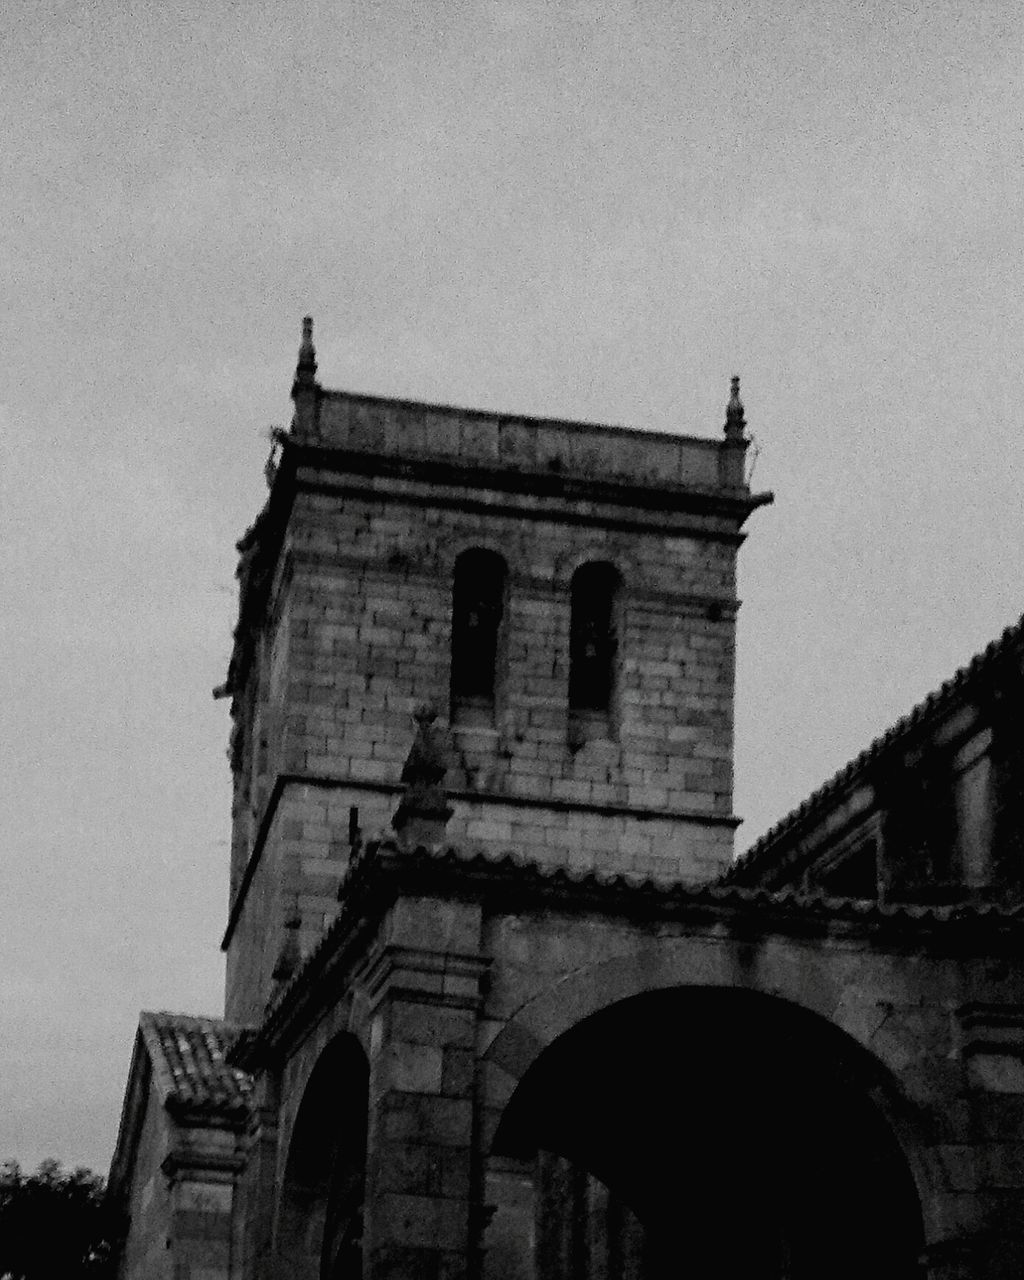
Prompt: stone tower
<box><xmin>219</xmin><ymin>320</ymin><xmax>768</xmax><ymax>1023</ymax></box>
<box><xmin>110</xmin><ymin>324</ymin><xmax>1024</xmax><ymax>1279</ymax></box>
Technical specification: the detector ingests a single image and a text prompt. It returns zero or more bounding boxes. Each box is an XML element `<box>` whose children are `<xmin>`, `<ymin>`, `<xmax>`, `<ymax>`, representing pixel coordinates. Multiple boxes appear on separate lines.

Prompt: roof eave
<box><xmin>107</xmin><ymin>1027</ymin><xmax>152</xmax><ymax>1202</ymax></box>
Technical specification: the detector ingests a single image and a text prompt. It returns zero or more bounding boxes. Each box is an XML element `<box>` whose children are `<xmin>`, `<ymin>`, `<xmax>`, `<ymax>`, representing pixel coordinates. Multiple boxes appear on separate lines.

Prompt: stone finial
<box><xmin>296</xmin><ymin>315</ymin><xmax>317</xmax><ymax>376</ymax></box>
<box><xmin>391</xmin><ymin>704</ymin><xmax>454</xmax><ymax>849</ymax></box>
<box><xmin>725</xmin><ymin>375</ymin><xmax>745</xmax><ymax>440</ymax></box>
<box><xmin>401</xmin><ymin>704</ymin><xmax>449</xmax><ymax>788</ymax></box>
<box><xmin>291</xmin><ymin>317</ymin><xmax>319</xmax><ymax>435</ymax></box>
<box><xmin>271</xmin><ymin>902</ymin><xmax>302</xmax><ymax>984</ymax></box>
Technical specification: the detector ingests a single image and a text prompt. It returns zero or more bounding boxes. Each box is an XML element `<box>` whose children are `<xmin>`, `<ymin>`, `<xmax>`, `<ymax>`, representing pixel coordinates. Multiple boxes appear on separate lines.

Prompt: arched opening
<box><xmin>451</xmin><ymin>549</ymin><xmax>508</xmax><ymax>726</ymax></box>
<box><xmin>276</xmin><ymin>1034</ymin><xmax>369</xmax><ymax>1279</ymax></box>
<box><xmin>568</xmin><ymin>561</ymin><xmax>620</xmax><ymax>748</ymax></box>
<box><xmin>488</xmin><ymin>988</ymin><xmax>924</xmax><ymax>1279</ymax></box>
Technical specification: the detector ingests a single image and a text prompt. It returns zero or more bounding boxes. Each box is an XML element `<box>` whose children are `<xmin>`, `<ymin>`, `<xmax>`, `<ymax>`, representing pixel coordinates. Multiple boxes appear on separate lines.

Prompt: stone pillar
<box><xmin>934</xmin><ymin>1003</ymin><xmax>1024</xmax><ymax>1278</ymax></box>
<box><xmin>234</xmin><ymin>1073</ymin><xmax>280</xmax><ymax>1280</ymax></box>
<box><xmin>360</xmin><ymin>895</ymin><xmax>487</xmax><ymax>1280</ymax></box>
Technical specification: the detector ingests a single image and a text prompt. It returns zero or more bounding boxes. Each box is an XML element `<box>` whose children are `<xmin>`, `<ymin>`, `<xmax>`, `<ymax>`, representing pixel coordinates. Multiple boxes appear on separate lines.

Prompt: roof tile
<box><xmin>731</xmin><ymin>610</ymin><xmax>1024</xmax><ymax>879</ymax></box>
<box><xmin>139</xmin><ymin>1011</ymin><xmax>253</xmax><ymax>1117</ymax></box>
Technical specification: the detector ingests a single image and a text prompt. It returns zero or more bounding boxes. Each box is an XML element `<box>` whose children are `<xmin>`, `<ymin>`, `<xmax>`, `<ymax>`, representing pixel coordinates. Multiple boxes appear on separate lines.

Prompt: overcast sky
<box><xmin>2</xmin><ymin>0</ymin><xmax>1022</xmax><ymax>1173</ymax></box>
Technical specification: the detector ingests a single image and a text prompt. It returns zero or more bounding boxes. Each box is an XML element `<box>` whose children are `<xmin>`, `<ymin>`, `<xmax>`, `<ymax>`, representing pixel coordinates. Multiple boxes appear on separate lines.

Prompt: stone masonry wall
<box><xmin>253</xmin><ymin>861</ymin><xmax>1024</xmax><ymax>1279</ymax></box>
<box><xmin>472</xmin><ymin>901</ymin><xmax>1024</xmax><ymax>1273</ymax></box>
<box><xmin>118</xmin><ymin>1079</ymin><xmax>173</xmax><ymax>1280</ymax></box>
<box><xmin>224</xmin><ymin>465</ymin><xmax>743</xmax><ymax>1019</ymax></box>
<box><xmin>315</xmin><ymin>390</ymin><xmax>724</xmax><ymax>490</ymax></box>
<box><xmin>168</xmin><ymin>1161</ymin><xmax>237</xmax><ymax>1280</ymax></box>
<box><xmin>277</xmin><ymin>478</ymin><xmax>738</xmax><ymax>824</ymax></box>
<box><xmin>225</xmin><ymin>780</ymin><xmax>390</xmax><ymax>1024</ymax></box>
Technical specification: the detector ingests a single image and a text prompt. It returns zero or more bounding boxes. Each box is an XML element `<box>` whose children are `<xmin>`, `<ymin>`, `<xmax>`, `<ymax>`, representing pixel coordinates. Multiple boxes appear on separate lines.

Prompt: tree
<box><xmin>0</xmin><ymin>1159</ymin><xmax>123</xmax><ymax>1279</ymax></box>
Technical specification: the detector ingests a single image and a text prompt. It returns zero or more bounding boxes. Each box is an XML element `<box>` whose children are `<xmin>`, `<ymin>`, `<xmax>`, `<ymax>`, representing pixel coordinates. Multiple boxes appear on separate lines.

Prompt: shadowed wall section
<box><xmin>275</xmin><ymin>1033</ymin><xmax>368</xmax><ymax>1279</ymax></box>
<box><xmin>489</xmin><ymin>989</ymin><xmax>924</xmax><ymax>1279</ymax></box>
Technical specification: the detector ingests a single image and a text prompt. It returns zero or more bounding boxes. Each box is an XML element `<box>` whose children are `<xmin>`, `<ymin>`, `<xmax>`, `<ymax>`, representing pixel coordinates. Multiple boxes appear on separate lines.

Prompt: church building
<box><xmin>109</xmin><ymin>321</ymin><xmax>1024</xmax><ymax>1279</ymax></box>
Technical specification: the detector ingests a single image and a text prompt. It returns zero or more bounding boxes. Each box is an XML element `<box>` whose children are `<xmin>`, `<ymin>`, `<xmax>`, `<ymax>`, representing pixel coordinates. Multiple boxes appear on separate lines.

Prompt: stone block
<box><xmin>380</xmin><ymin>1095</ymin><xmax>474</xmax><ymax>1147</ymax></box>
<box><xmin>968</xmin><ymin>1054</ymin><xmax>1024</xmax><ymax>1095</ymax></box>
<box><xmin>983</xmin><ymin>1144</ymin><xmax>1024</xmax><ymax>1188</ymax></box>
<box><xmin>936</xmin><ymin>1144</ymin><xmax>980</xmax><ymax>1191</ymax></box>
<box><xmin>385</xmin><ymin>1043</ymin><xmax>445</xmax><ymax>1095</ymax></box>
<box><xmin>441</xmin><ymin>1047</ymin><xmax>476</xmax><ymax>1097</ymax></box>
<box><xmin>373</xmin><ymin>1143</ymin><xmax>445</xmax><ymax>1196</ymax></box>
<box><xmin>388</xmin><ymin>1003</ymin><xmax>478</xmax><ymax>1052</ymax></box>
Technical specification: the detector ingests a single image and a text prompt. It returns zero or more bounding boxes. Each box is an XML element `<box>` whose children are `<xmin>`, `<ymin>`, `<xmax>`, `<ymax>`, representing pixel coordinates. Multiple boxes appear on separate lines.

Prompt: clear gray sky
<box><xmin>2</xmin><ymin>0</ymin><xmax>1021</xmax><ymax>1173</ymax></box>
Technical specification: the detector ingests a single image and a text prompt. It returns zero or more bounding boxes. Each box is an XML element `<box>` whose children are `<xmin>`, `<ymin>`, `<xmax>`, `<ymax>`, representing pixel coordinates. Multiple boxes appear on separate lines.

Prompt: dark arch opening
<box><xmin>451</xmin><ymin>548</ymin><xmax>508</xmax><ymax>725</ymax></box>
<box><xmin>489</xmin><ymin>988</ymin><xmax>924</xmax><ymax>1280</ymax></box>
<box><xmin>276</xmin><ymin>1033</ymin><xmax>369</xmax><ymax>1279</ymax></box>
<box><xmin>568</xmin><ymin>561</ymin><xmax>620</xmax><ymax>748</ymax></box>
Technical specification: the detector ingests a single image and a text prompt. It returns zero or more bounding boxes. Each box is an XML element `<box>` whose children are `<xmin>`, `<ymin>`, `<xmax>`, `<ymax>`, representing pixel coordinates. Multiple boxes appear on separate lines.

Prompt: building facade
<box><xmin>109</xmin><ymin>322</ymin><xmax>1024</xmax><ymax>1279</ymax></box>
<box><xmin>726</xmin><ymin>620</ymin><xmax>1024</xmax><ymax>907</ymax></box>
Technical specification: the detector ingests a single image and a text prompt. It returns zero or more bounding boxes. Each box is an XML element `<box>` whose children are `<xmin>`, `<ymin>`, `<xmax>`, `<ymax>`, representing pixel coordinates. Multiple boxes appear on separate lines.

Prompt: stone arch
<box><xmin>553</xmin><ymin>545</ymin><xmax>640</xmax><ymax>590</ymax></box>
<box><xmin>484</xmin><ymin>973</ymin><xmax>935</xmax><ymax>1278</ymax></box>
<box><xmin>440</xmin><ymin>535</ymin><xmax>521</xmax><ymax>581</ymax></box>
<box><xmin>275</xmin><ymin>1030</ymin><xmax>369</xmax><ymax>1279</ymax></box>
<box><xmin>482</xmin><ymin>942</ymin><xmax>949</xmax><ymax>1242</ymax></box>
<box><xmin>486</xmin><ymin>942</ymin><xmax>944</xmax><ymax>1097</ymax></box>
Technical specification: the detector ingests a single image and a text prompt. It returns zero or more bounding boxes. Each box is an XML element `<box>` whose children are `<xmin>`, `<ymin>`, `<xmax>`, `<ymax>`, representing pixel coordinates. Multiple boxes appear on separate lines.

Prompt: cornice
<box><xmin>220</xmin><ymin>772</ymin><xmax>740</xmax><ymax>951</ymax></box>
<box><xmin>233</xmin><ymin>840</ymin><xmax>1024</xmax><ymax>1072</ymax></box>
<box><xmin>291</xmin><ymin>444</ymin><xmax>769</xmax><ymax>532</ymax></box>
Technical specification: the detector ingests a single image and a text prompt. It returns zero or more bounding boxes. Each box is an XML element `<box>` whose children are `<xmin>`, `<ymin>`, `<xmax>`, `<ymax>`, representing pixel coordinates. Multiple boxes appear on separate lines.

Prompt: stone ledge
<box><xmin>220</xmin><ymin>772</ymin><xmax>741</xmax><ymax>951</ymax></box>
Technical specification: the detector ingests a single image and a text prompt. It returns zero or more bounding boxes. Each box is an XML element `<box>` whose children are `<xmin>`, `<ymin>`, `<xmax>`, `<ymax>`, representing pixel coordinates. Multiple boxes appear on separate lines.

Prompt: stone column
<box><xmin>234</xmin><ymin>1073</ymin><xmax>280</xmax><ymax>1280</ymax></box>
<box><xmin>360</xmin><ymin>895</ymin><xmax>487</xmax><ymax>1280</ymax></box>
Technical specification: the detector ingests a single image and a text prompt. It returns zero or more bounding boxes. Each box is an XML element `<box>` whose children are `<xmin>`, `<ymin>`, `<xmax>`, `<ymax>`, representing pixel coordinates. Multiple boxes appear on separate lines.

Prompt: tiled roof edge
<box><xmin>730</xmin><ymin>610</ymin><xmax>1024</xmax><ymax>882</ymax></box>
<box><xmin>138</xmin><ymin>1011</ymin><xmax>254</xmax><ymax>1117</ymax></box>
<box><xmin>249</xmin><ymin>838</ymin><xmax>1024</xmax><ymax>1056</ymax></box>
<box><xmin>332</xmin><ymin>840</ymin><xmax>1024</xmax><ymax>923</ymax></box>
<box><xmin>137</xmin><ymin>1013</ymin><xmax>181</xmax><ymax>1108</ymax></box>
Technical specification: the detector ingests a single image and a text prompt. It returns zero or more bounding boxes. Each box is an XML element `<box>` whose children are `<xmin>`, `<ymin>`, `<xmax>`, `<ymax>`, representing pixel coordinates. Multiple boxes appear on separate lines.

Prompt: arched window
<box><xmin>451</xmin><ymin>549</ymin><xmax>507</xmax><ymax>724</ymax></box>
<box><xmin>569</xmin><ymin>562</ymin><xmax>620</xmax><ymax>745</ymax></box>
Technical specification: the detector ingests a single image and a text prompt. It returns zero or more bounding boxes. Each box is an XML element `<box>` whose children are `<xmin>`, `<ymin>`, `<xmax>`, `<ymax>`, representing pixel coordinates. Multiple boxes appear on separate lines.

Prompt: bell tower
<box><xmin>219</xmin><ymin>319</ymin><xmax>769</xmax><ymax>1022</ymax></box>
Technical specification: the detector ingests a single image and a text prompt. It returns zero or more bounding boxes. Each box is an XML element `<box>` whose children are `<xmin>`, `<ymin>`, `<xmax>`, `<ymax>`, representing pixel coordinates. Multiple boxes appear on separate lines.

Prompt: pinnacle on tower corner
<box><xmin>297</xmin><ymin>315</ymin><xmax>316</xmax><ymax>375</ymax></box>
<box><xmin>724</xmin><ymin>374</ymin><xmax>745</xmax><ymax>439</ymax></box>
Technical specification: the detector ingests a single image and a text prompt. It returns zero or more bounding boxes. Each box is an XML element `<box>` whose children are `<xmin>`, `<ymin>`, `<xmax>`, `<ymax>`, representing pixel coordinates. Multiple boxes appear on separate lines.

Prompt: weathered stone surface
<box><xmin>112</xmin><ymin>329</ymin><xmax>1024</xmax><ymax>1279</ymax></box>
<box><xmin>219</xmin><ymin>337</ymin><xmax>760</xmax><ymax>1023</ymax></box>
